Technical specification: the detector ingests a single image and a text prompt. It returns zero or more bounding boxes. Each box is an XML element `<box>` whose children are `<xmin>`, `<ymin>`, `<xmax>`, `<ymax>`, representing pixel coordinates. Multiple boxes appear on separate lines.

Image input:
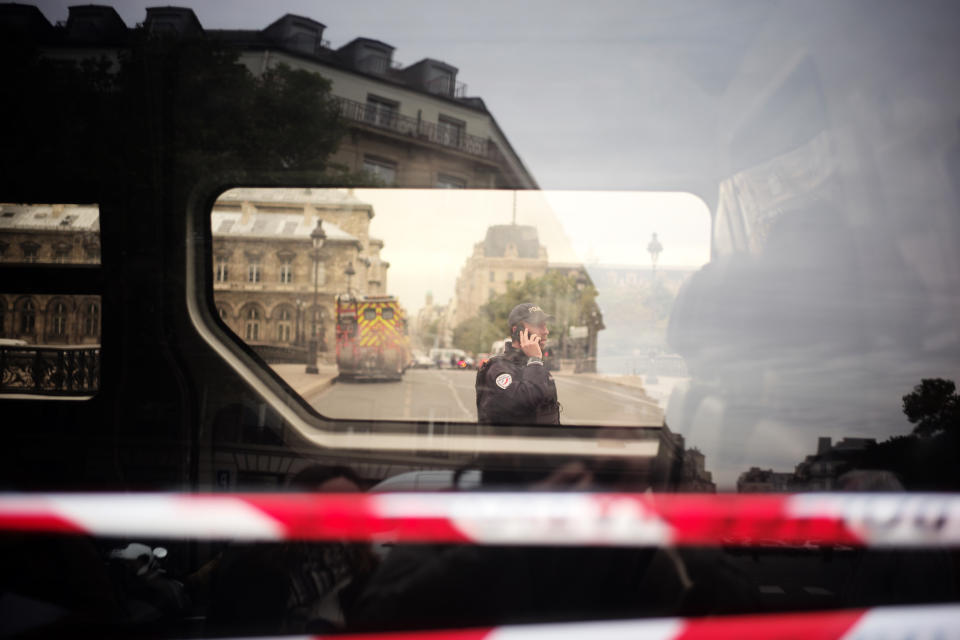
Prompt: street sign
<box><xmin>568</xmin><ymin>326</ymin><xmax>588</xmax><ymax>339</ymax></box>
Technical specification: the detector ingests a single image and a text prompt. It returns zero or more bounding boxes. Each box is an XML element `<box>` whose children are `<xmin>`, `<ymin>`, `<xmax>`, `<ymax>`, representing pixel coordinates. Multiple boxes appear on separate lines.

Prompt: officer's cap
<box><xmin>508</xmin><ymin>303</ymin><xmax>553</xmax><ymax>329</ymax></box>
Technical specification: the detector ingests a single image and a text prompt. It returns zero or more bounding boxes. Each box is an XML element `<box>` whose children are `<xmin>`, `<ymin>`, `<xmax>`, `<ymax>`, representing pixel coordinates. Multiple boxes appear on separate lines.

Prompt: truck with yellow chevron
<box><xmin>334</xmin><ymin>294</ymin><xmax>411</xmax><ymax>380</ymax></box>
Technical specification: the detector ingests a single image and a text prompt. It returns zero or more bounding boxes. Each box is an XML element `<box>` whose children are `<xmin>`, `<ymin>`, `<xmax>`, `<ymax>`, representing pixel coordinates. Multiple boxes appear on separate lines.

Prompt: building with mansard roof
<box><xmin>3</xmin><ymin>5</ymin><xmax>538</xmax><ymax>191</ymax></box>
<box><xmin>0</xmin><ymin>203</ymin><xmax>101</xmax><ymax>345</ymax></box>
<box><xmin>451</xmin><ymin>224</ymin><xmax>549</xmax><ymax>328</ymax></box>
<box><xmin>211</xmin><ymin>188</ymin><xmax>389</xmax><ymax>358</ymax></box>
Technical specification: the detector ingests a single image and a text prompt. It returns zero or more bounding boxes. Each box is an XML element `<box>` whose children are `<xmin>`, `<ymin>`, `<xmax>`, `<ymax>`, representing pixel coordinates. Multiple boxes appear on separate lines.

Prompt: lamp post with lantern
<box><xmin>306</xmin><ymin>219</ymin><xmax>326</xmax><ymax>374</ymax></box>
<box><xmin>295</xmin><ymin>298</ymin><xmax>303</xmax><ymax>346</ymax></box>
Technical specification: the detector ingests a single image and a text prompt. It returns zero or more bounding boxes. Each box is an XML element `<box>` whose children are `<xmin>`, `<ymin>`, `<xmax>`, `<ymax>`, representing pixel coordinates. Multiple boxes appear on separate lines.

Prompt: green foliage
<box><xmin>902</xmin><ymin>378</ymin><xmax>960</xmax><ymax>437</ymax></box>
<box><xmin>452</xmin><ymin>271</ymin><xmax>600</xmax><ymax>353</ymax></box>
<box><xmin>452</xmin><ymin>315</ymin><xmax>500</xmax><ymax>354</ymax></box>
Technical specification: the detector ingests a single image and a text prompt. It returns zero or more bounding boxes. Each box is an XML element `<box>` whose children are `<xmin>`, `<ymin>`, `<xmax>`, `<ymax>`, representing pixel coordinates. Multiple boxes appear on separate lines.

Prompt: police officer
<box><xmin>475</xmin><ymin>303</ymin><xmax>560</xmax><ymax>425</ymax></box>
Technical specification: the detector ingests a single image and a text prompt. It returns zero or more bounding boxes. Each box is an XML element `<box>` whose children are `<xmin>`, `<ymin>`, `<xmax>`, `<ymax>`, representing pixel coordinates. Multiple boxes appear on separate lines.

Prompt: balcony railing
<box><xmin>0</xmin><ymin>344</ymin><xmax>100</xmax><ymax>395</ymax></box>
<box><xmin>425</xmin><ymin>75</ymin><xmax>468</xmax><ymax>98</ymax></box>
<box><xmin>337</xmin><ymin>97</ymin><xmax>501</xmax><ymax>162</ymax></box>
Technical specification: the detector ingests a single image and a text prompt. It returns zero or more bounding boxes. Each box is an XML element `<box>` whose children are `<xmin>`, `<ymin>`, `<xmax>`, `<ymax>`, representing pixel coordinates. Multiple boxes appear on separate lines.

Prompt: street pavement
<box><xmin>270</xmin><ymin>362</ymin><xmax>339</xmax><ymax>398</ymax></box>
<box><xmin>306</xmin><ymin>367</ymin><xmax>665</xmax><ymax>425</ymax></box>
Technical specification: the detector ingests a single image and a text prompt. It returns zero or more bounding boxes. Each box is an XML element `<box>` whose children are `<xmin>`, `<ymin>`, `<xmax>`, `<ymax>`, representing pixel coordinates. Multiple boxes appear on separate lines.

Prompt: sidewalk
<box><xmin>270</xmin><ymin>362</ymin><xmax>339</xmax><ymax>398</ymax></box>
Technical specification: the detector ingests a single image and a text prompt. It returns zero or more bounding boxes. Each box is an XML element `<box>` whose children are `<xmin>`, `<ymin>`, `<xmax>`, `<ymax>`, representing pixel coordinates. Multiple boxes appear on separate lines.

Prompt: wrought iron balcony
<box><xmin>336</xmin><ymin>97</ymin><xmax>501</xmax><ymax>162</ymax></box>
<box><xmin>0</xmin><ymin>344</ymin><xmax>100</xmax><ymax>395</ymax></box>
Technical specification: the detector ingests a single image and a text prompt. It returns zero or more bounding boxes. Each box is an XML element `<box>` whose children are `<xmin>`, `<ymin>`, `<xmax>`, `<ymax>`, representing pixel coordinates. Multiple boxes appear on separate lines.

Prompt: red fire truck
<box><xmin>335</xmin><ymin>294</ymin><xmax>411</xmax><ymax>380</ymax></box>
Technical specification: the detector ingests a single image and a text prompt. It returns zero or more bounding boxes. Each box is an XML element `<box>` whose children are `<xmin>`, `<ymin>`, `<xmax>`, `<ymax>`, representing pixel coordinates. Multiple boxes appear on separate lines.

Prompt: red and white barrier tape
<box><xmin>212</xmin><ymin>605</ymin><xmax>960</xmax><ymax>640</ymax></box>
<box><xmin>1</xmin><ymin>492</ymin><xmax>959</xmax><ymax>547</ymax></box>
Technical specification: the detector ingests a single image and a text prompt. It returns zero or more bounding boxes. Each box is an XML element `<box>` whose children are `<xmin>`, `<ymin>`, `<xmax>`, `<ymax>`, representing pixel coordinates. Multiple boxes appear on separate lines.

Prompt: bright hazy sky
<box><xmin>357</xmin><ymin>189</ymin><xmax>710</xmax><ymax>312</ymax></box>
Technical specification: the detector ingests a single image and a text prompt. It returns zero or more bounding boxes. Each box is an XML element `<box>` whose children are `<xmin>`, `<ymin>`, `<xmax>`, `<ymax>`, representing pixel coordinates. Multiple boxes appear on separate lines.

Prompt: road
<box><xmin>309</xmin><ymin>368</ymin><xmax>664</xmax><ymax>425</ymax></box>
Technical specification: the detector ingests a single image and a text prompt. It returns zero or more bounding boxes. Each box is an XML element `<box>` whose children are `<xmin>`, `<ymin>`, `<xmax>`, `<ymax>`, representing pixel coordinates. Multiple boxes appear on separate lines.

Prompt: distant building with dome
<box><xmin>451</xmin><ymin>224</ymin><xmax>549</xmax><ymax>327</ymax></box>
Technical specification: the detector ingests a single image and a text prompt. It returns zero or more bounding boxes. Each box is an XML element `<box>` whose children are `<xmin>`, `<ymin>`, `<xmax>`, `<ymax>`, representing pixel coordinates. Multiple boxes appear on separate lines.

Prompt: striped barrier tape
<box><xmin>1</xmin><ymin>492</ymin><xmax>959</xmax><ymax>547</ymax></box>
<box><xmin>207</xmin><ymin>604</ymin><xmax>960</xmax><ymax>639</ymax></box>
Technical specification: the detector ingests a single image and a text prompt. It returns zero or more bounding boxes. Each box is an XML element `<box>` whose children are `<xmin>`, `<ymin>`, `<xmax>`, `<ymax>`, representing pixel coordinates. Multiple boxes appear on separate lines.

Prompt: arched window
<box><xmin>20</xmin><ymin>299</ymin><xmax>35</xmax><ymax>333</ymax></box>
<box><xmin>51</xmin><ymin>302</ymin><xmax>67</xmax><ymax>337</ymax></box>
<box><xmin>84</xmin><ymin>302</ymin><xmax>100</xmax><ymax>336</ymax></box>
<box><xmin>217</xmin><ymin>306</ymin><xmax>229</xmax><ymax>321</ymax></box>
<box><xmin>244</xmin><ymin>308</ymin><xmax>260</xmax><ymax>341</ymax></box>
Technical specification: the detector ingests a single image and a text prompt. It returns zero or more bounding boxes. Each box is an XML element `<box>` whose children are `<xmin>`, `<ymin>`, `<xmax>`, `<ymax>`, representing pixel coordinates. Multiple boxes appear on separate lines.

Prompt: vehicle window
<box><xmin>1</xmin><ymin>203</ymin><xmax>102</xmax><ymax>397</ymax></box>
<box><xmin>4</xmin><ymin>3</ymin><xmax>960</xmax><ymax>639</ymax></box>
<box><xmin>0</xmin><ymin>203</ymin><xmax>100</xmax><ymax>265</ymax></box>
<box><xmin>210</xmin><ymin>187</ymin><xmax>709</xmax><ymax>430</ymax></box>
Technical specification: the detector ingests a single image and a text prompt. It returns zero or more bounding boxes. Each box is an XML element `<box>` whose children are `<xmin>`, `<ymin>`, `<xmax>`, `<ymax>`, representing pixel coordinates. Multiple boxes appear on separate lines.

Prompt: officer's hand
<box><xmin>519</xmin><ymin>327</ymin><xmax>542</xmax><ymax>357</ymax></box>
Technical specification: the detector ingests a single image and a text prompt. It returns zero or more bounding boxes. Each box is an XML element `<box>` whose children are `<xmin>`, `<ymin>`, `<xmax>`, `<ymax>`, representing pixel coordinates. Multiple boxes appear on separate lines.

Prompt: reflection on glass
<box><xmin>211</xmin><ymin>187</ymin><xmax>709</xmax><ymax>429</ymax></box>
<box><xmin>0</xmin><ymin>293</ymin><xmax>102</xmax><ymax>396</ymax></box>
<box><xmin>0</xmin><ymin>203</ymin><xmax>102</xmax><ymax>396</ymax></box>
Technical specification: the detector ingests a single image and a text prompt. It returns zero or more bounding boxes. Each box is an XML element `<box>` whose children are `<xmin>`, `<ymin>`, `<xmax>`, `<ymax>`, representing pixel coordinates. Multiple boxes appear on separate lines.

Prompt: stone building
<box><xmin>735</xmin><ymin>436</ymin><xmax>880</xmax><ymax>493</ymax></box>
<box><xmin>211</xmin><ymin>189</ymin><xmax>387</xmax><ymax>355</ymax></box>
<box><xmin>221</xmin><ymin>13</ymin><xmax>538</xmax><ymax>190</ymax></box>
<box><xmin>413</xmin><ymin>292</ymin><xmax>450</xmax><ymax>350</ymax></box>
<box><xmin>0</xmin><ymin>203</ymin><xmax>101</xmax><ymax>345</ymax></box>
<box><xmin>6</xmin><ymin>4</ymin><xmax>537</xmax><ymax>192</ymax></box>
<box><xmin>452</xmin><ymin>224</ymin><xmax>549</xmax><ymax>327</ymax></box>
<box><xmin>736</xmin><ymin>467</ymin><xmax>794</xmax><ymax>493</ymax></box>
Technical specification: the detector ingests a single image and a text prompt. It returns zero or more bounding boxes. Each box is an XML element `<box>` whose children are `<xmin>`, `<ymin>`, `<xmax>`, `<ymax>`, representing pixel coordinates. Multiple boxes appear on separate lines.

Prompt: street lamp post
<box><xmin>295</xmin><ymin>298</ymin><xmax>303</xmax><ymax>346</ymax></box>
<box><xmin>306</xmin><ymin>219</ymin><xmax>326</xmax><ymax>374</ymax></box>
<box><xmin>647</xmin><ymin>232</ymin><xmax>663</xmax><ymax>277</ymax></box>
<box><xmin>574</xmin><ymin>273</ymin><xmax>587</xmax><ymax>372</ymax></box>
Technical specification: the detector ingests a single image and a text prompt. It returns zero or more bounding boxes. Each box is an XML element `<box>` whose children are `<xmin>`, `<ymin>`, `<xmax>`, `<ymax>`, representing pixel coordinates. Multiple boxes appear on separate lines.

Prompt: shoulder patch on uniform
<box><xmin>495</xmin><ymin>373</ymin><xmax>512</xmax><ymax>389</ymax></box>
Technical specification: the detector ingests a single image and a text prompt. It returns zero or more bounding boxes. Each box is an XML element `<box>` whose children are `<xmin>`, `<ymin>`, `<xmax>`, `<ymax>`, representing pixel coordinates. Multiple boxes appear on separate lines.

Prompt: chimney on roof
<box><xmin>241</xmin><ymin>201</ymin><xmax>254</xmax><ymax>225</ymax></box>
<box><xmin>817</xmin><ymin>437</ymin><xmax>832</xmax><ymax>455</ymax></box>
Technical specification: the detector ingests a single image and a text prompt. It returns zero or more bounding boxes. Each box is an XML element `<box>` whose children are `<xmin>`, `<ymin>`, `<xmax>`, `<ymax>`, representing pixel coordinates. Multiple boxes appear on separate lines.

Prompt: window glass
<box><xmin>1</xmin><ymin>203</ymin><xmax>102</xmax><ymax>397</ymax></box>
<box><xmin>364</xmin><ymin>95</ymin><xmax>398</xmax><ymax>126</ymax></box>
<box><xmin>362</xmin><ymin>156</ymin><xmax>397</xmax><ymax>185</ymax></box>
<box><xmin>437</xmin><ymin>173</ymin><xmax>466</xmax><ymax>189</ymax></box>
<box><xmin>211</xmin><ymin>187</ymin><xmax>708</xmax><ymax>431</ymax></box>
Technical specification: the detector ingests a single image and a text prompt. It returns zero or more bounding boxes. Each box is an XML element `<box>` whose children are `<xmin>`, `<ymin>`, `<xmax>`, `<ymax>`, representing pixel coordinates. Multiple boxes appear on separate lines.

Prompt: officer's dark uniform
<box><xmin>475</xmin><ymin>346</ymin><xmax>560</xmax><ymax>425</ymax></box>
<box><xmin>475</xmin><ymin>303</ymin><xmax>561</xmax><ymax>426</ymax></box>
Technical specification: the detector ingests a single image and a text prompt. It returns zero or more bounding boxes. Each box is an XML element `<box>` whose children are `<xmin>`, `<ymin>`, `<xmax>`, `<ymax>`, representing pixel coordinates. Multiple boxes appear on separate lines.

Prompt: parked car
<box><xmin>410</xmin><ymin>352</ymin><xmax>434</xmax><ymax>369</ymax></box>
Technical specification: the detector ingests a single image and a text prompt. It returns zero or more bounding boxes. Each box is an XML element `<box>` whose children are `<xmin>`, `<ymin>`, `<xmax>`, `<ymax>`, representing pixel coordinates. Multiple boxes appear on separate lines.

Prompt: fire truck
<box><xmin>335</xmin><ymin>294</ymin><xmax>411</xmax><ymax>380</ymax></box>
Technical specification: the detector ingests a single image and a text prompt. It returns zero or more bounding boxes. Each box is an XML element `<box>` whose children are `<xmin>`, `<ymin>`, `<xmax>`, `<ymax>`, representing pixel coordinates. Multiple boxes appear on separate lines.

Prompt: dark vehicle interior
<box><xmin>1</xmin><ymin>1</ymin><xmax>959</xmax><ymax>637</ymax></box>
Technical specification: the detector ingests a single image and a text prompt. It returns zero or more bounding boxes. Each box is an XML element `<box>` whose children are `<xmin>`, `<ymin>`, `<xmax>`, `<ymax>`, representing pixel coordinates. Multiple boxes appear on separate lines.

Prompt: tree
<box><xmin>1</xmin><ymin>29</ymin><xmax>350</xmax><ymax>194</ymax></box>
<box><xmin>452</xmin><ymin>315</ymin><xmax>500</xmax><ymax>354</ymax></box>
<box><xmin>452</xmin><ymin>272</ymin><xmax>600</xmax><ymax>354</ymax></box>
<box><xmin>902</xmin><ymin>378</ymin><xmax>960</xmax><ymax>438</ymax></box>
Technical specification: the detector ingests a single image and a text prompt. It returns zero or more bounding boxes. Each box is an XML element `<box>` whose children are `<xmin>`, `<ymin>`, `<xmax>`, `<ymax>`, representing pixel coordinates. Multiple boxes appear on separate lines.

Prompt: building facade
<box><xmin>223</xmin><ymin>14</ymin><xmax>538</xmax><ymax>190</ymax></box>
<box><xmin>452</xmin><ymin>224</ymin><xmax>549</xmax><ymax>327</ymax></box>
<box><xmin>211</xmin><ymin>189</ymin><xmax>387</xmax><ymax>355</ymax></box>
<box><xmin>0</xmin><ymin>203</ymin><xmax>101</xmax><ymax>345</ymax></box>
<box><xmin>3</xmin><ymin>5</ymin><xmax>538</xmax><ymax>192</ymax></box>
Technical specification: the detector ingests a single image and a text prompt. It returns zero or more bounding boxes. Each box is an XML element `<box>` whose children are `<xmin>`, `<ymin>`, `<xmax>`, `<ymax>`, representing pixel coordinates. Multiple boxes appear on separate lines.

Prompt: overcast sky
<box><xmin>358</xmin><ymin>189</ymin><xmax>710</xmax><ymax>310</ymax></box>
